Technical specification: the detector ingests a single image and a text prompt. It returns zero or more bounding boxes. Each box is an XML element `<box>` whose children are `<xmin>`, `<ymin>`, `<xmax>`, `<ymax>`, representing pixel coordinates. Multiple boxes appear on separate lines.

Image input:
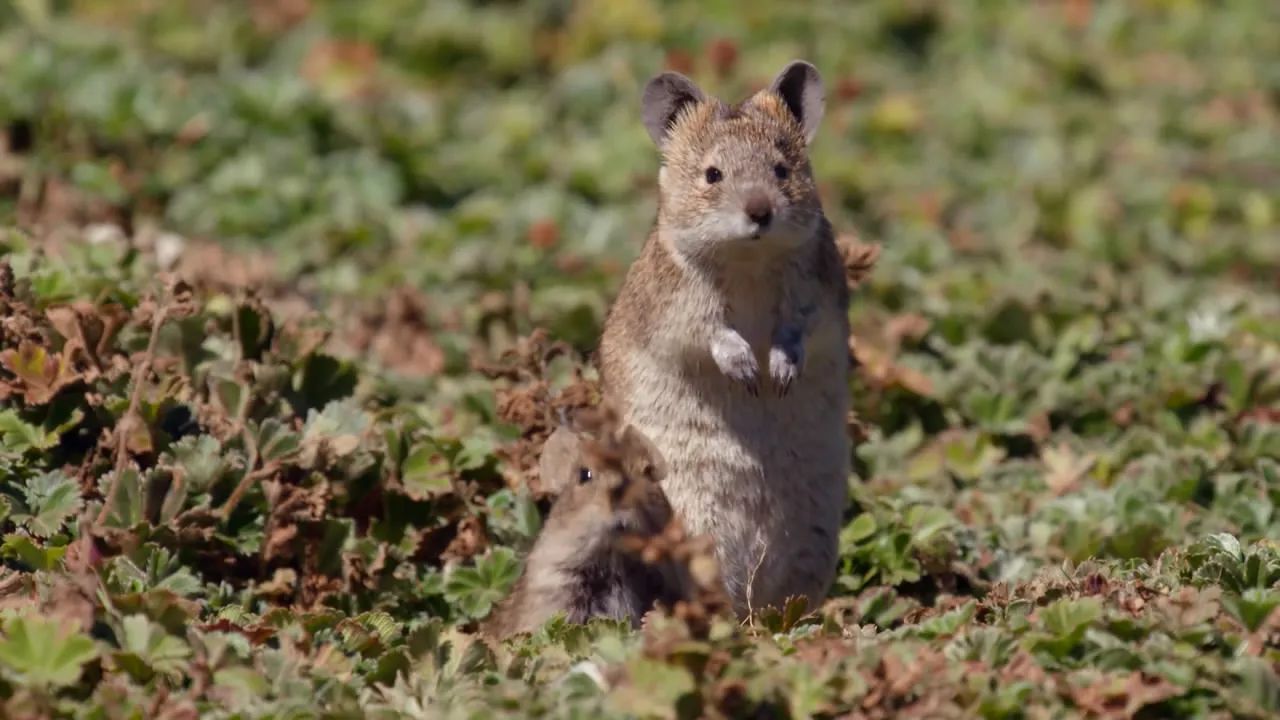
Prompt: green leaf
<box><xmin>1041</xmin><ymin>597</ymin><xmax>1102</xmax><ymax>637</ymax></box>
<box><xmin>942</xmin><ymin>432</ymin><xmax>1006</xmax><ymax>479</ymax></box>
<box><xmin>1</xmin><ymin>535</ymin><xmax>67</xmax><ymax>571</ymax></box>
<box><xmin>104</xmin><ymin>545</ymin><xmax>203</xmax><ymax>597</ymax></box>
<box><xmin>455</xmin><ymin>433</ymin><xmax>497</xmax><ymax>471</ymax></box>
<box><xmin>27</xmin><ymin>268</ymin><xmax>76</xmax><ymax>304</ymax></box>
<box><xmin>444</xmin><ymin>547</ymin><xmax>521</xmax><ymax>619</ymax></box>
<box><xmin>12</xmin><ymin>0</ymin><xmax>52</xmax><ymax>28</ymax></box>
<box><xmin>255</xmin><ymin>418</ymin><xmax>302</xmax><ymax>463</ymax></box>
<box><xmin>169</xmin><ymin>435</ymin><xmax>229</xmax><ymax>494</ymax></box>
<box><xmin>907</xmin><ymin>505</ymin><xmax>955</xmax><ymax>548</ymax></box>
<box><xmin>14</xmin><ymin>471</ymin><xmax>83</xmax><ymax>538</ymax></box>
<box><xmin>1220</xmin><ymin>357</ymin><xmax>1252</xmax><ymax>412</ymax></box>
<box><xmin>1201</xmin><ymin>533</ymin><xmax>1244</xmax><ymax>563</ymax></box>
<box><xmin>1222</xmin><ymin>589</ymin><xmax>1280</xmax><ymax>633</ymax></box>
<box><xmin>1030</xmin><ymin>597</ymin><xmax>1102</xmax><ymax>660</ymax></box>
<box><xmin>235</xmin><ymin>302</ymin><xmax>273</xmax><ymax>361</ymax></box>
<box><xmin>292</xmin><ymin>354</ymin><xmax>357</xmax><ymax>414</ymax></box>
<box><xmin>144</xmin><ymin>546</ymin><xmax>203</xmax><ymax>596</ymax></box>
<box><xmin>301</xmin><ymin>400</ymin><xmax>368</xmax><ymax>459</ymax></box>
<box><xmin>845</xmin><ymin>513</ymin><xmax>878</xmax><ymax>543</ymax></box>
<box><xmin>906</xmin><ymin>600</ymin><xmax>977</xmax><ymax>640</ymax></box>
<box><xmin>402</xmin><ymin>444</ymin><xmax>454</xmax><ymax>500</ymax></box>
<box><xmin>756</xmin><ymin>595</ymin><xmax>814</xmax><ymax>634</ymax></box>
<box><xmin>114</xmin><ymin>614</ymin><xmax>191</xmax><ymax>682</ymax></box>
<box><xmin>356</xmin><ymin>611</ymin><xmax>403</xmax><ymax>646</ymax></box>
<box><xmin>784</xmin><ymin>663</ymin><xmax>838</xmax><ymax>719</ymax></box>
<box><xmin>1230</xmin><ymin>656</ymin><xmax>1280</xmax><ymax>715</ymax></box>
<box><xmin>210</xmin><ymin>374</ymin><xmax>250</xmax><ymax>421</ymax></box>
<box><xmin>609</xmin><ymin>658</ymin><xmax>695</xmax><ymax>719</ymax></box>
<box><xmin>0</xmin><ymin>410</ymin><xmax>59</xmax><ymax>454</ymax></box>
<box><xmin>0</xmin><ymin>615</ymin><xmax>98</xmax><ymax>689</ymax></box>
<box><xmin>485</xmin><ymin>489</ymin><xmax>542</xmax><ymax>543</ymax></box>
<box><xmin>100</xmin><ymin>468</ymin><xmax>146</xmax><ymax>529</ymax></box>
<box><xmin>212</xmin><ymin>666</ymin><xmax>270</xmax><ymax>705</ymax></box>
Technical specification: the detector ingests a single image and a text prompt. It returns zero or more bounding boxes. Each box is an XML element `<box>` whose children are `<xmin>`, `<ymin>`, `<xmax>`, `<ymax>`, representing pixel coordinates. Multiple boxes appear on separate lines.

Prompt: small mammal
<box><xmin>598</xmin><ymin>61</ymin><xmax>851</xmax><ymax>615</ymax></box>
<box><xmin>484</xmin><ymin>411</ymin><xmax>693</xmax><ymax>639</ymax></box>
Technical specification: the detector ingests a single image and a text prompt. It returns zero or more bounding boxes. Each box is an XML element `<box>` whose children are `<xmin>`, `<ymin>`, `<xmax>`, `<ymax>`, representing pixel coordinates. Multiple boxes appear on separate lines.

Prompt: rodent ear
<box><xmin>538</xmin><ymin>426</ymin><xmax>584</xmax><ymax>495</ymax></box>
<box><xmin>642</xmin><ymin>71</ymin><xmax>706</xmax><ymax>149</ymax></box>
<box><xmin>619</xmin><ymin>425</ymin><xmax>668</xmax><ymax>483</ymax></box>
<box><xmin>768</xmin><ymin>60</ymin><xmax>825</xmax><ymax>145</ymax></box>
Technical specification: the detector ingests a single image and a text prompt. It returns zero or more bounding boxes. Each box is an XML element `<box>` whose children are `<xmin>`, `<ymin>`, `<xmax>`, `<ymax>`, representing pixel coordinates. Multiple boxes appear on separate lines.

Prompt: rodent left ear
<box><xmin>539</xmin><ymin>426</ymin><xmax>584</xmax><ymax>495</ymax></box>
<box><xmin>769</xmin><ymin>60</ymin><xmax>825</xmax><ymax>146</ymax></box>
<box><xmin>642</xmin><ymin>71</ymin><xmax>706</xmax><ymax>149</ymax></box>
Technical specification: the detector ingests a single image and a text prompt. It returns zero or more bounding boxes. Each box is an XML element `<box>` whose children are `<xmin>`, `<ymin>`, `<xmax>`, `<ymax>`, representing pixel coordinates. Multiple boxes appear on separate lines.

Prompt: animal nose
<box><xmin>745</xmin><ymin>197</ymin><xmax>773</xmax><ymax>228</ymax></box>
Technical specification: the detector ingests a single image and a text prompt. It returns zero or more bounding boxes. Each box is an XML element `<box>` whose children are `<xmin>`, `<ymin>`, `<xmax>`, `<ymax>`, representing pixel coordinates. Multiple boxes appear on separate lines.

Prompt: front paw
<box><xmin>768</xmin><ymin>339</ymin><xmax>804</xmax><ymax>396</ymax></box>
<box><xmin>711</xmin><ymin>330</ymin><xmax>759</xmax><ymax>396</ymax></box>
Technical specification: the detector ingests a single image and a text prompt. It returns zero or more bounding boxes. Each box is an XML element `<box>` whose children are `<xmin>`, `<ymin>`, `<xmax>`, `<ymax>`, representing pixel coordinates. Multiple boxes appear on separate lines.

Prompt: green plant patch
<box><xmin>1</xmin><ymin>0</ymin><xmax>1279</xmax><ymax>716</ymax></box>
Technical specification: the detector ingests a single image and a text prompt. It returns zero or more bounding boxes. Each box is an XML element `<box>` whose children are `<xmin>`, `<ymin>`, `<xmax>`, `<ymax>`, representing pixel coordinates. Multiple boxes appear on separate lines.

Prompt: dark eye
<box><xmin>577</xmin><ymin>467</ymin><xmax>592</xmax><ymax>484</ymax></box>
<box><xmin>774</xmin><ymin>163</ymin><xmax>789</xmax><ymax>180</ymax></box>
<box><xmin>705</xmin><ymin>167</ymin><xmax>723</xmax><ymax>184</ymax></box>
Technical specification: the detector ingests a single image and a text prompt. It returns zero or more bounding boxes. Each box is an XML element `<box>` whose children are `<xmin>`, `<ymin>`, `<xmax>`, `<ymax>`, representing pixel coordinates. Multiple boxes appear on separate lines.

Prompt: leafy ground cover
<box><xmin>2</xmin><ymin>0</ymin><xmax>1280</xmax><ymax>717</ymax></box>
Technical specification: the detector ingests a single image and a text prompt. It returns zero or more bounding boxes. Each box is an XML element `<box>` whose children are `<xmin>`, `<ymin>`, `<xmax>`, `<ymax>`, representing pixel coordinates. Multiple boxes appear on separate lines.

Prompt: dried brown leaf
<box><xmin>837</xmin><ymin>235</ymin><xmax>882</xmax><ymax>289</ymax></box>
<box><xmin>441</xmin><ymin>515</ymin><xmax>490</xmax><ymax>564</ymax></box>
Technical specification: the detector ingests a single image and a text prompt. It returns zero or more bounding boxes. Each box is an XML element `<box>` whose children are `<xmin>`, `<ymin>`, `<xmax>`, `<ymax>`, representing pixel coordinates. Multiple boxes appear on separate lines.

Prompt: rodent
<box><xmin>483</xmin><ymin>410</ymin><xmax>694</xmax><ymax>639</ymax></box>
<box><xmin>597</xmin><ymin>60</ymin><xmax>851</xmax><ymax>615</ymax></box>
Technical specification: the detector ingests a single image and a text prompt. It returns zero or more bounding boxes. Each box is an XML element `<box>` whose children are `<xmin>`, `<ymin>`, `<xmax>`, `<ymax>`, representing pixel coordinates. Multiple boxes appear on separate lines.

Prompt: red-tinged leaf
<box><xmin>198</xmin><ymin>619</ymin><xmax>277</xmax><ymax>646</ymax></box>
<box><xmin>0</xmin><ymin>342</ymin><xmax>81</xmax><ymax>406</ymax></box>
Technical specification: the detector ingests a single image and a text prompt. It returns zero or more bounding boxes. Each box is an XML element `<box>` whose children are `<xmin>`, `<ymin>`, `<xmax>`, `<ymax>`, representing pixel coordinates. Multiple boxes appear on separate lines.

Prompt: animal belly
<box><xmin>745</xmin><ymin>399</ymin><xmax>848</xmax><ymax>613</ymax></box>
<box><xmin>627</xmin><ymin>375</ymin><xmax>848</xmax><ymax>614</ymax></box>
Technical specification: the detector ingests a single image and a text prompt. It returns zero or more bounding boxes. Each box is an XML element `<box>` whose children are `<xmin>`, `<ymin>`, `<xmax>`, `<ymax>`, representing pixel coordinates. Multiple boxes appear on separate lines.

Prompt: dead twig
<box><xmin>95</xmin><ymin>302</ymin><xmax>169</xmax><ymax>528</ymax></box>
<box><xmin>743</xmin><ymin>533</ymin><xmax>769</xmax><ymax>630</ymax></box>
<box><xmin>217</xmin><ymin>294</ymin><xmax>274</xmax><ymax>521</ymax></box>
<box><xmin>0</xmin><ymin>568</ymin><xmax>26</xmax><ymax>597</ymax></box>
<box><xmin>217</xmin><ymin>436</ymin><xmax>278</xmax><ymax>521</ymax></box>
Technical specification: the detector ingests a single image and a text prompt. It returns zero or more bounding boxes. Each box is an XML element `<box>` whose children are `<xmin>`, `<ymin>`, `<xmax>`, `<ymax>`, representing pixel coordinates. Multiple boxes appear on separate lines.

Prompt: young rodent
<box><xmin>597</xmin><ymin>61</ymin><xmax>851</xmax><ymax>615</ymax></box>
<box><xmin>483</xmin><ymin>410</ymin><xmax>693</xmax><ymax>639</ymax></box>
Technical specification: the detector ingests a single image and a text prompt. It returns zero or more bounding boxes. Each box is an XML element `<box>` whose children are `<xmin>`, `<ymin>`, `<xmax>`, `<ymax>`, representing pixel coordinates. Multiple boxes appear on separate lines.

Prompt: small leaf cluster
<box><xmin>1</xmin><ymin>0</ymin><xmax>1279</xmax><ymax>717</ymax></box>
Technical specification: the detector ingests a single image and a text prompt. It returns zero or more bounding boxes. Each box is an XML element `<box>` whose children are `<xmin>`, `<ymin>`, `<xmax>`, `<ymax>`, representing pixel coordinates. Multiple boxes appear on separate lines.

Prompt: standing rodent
<box><xmin>483</xmin><ymin>410</ymin><xmax>694</xmax><ymax>639</ymax></box>
<box><xmin>597</xmin><ymin>61</ymin><xmax>851</xmax><ymax>615</ymax></box>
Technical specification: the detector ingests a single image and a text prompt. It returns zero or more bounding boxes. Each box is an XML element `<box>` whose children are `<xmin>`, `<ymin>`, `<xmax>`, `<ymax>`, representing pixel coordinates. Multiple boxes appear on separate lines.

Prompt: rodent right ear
<box><xmin>641</xmin><ymin>72</ymin><xmax>706</xmax><ymax>149</ymax></box>
<box><xmin>768</xmin><ymin>60</ymin><xmax>825</xmax><ymax>146</ymax></box>
<box><xmin>619</xmin><ymin>425</ymin><xmax>669</xmax><ymax>482</ymax></box>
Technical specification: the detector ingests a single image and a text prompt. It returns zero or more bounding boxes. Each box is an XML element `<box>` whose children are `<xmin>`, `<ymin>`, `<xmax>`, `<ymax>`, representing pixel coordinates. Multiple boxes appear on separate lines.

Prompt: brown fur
<box><xmin>483</xmin><ymin>409</ymin><xmax>697</xmax><ymax>639</ymax></box>
<box><xmin>598</xmin><ymin>62</ymin><xmax>851</xmax><ymax>615</ymax></box>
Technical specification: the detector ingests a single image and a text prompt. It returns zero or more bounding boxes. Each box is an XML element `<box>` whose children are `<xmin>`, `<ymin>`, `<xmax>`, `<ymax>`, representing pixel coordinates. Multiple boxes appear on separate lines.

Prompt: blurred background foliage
<box><xmin>4</xmin><ymin>0</ymin><xmax>1276</xmax><ymax>344</ymax></box>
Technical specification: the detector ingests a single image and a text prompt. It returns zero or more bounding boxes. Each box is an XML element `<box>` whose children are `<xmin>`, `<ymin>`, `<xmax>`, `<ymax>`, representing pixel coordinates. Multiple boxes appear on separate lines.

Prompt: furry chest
<box><xmin>721</xmin><ymin>267</ymin><xmax>783</xmax><ymax>351</ymax></box>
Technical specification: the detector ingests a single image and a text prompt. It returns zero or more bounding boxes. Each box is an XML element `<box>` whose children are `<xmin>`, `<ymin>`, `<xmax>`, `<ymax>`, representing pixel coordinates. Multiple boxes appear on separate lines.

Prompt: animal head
<box><xmin>642</xmin><ymin>60</ymin><xmax>827</xmax><ymax>259</ymax></box>
<box><xmin>538</xmin><ymin>407</ymin><xmax>671</xmax><ymax>540</ymax></box>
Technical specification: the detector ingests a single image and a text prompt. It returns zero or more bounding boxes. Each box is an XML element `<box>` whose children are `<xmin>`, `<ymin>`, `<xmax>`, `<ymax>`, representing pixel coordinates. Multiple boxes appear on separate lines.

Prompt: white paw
<box><xmin>711</xmin><ymin>329</ymin><xmax>759</xmax><ymax>396</ymax></box>
<box><xmin>768</xmin><ymin>343</ymin><xmax>803</xmax><ymax>396</ymax></box>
